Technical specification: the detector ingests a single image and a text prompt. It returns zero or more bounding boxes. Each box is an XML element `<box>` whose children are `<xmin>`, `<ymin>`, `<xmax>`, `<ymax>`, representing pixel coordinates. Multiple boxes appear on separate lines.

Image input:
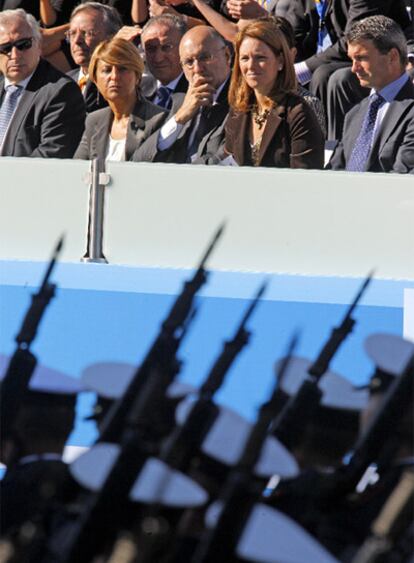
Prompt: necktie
<box><xmin>187</xmin><ymin>107</ymin><xmax>210</xmax><ymax>161</ymax></box>
<box><xmin>156</xmin><ymin>85</ymin><xmax>172</xmax><ymax>109</ymax></box>
<box><xmin>0</xmin><ymin>84</ymin><xmax>22</xmax><ymax>148</ymax></box>
<box><xmin>78</xmin><ymin>75</ymin><xmax>88</xmax><ymax>91</ymax></box>
<box><xmin>315</xmin><ymin>0</ymin><xmax>329</xmax><ymax>52</ymax></box>
<box><xmin>346</xmin><ymin>93</ymin><xmax>384</xmax><ymax>172</ymax></box>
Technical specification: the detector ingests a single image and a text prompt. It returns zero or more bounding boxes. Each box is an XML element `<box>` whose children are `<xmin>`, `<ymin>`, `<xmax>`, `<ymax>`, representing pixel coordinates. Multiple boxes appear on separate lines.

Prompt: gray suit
<box><xmin>74</xmin><ymin>97</ymin><xmax>167</xmax><ymax>160</ymax></box>
<box><xmin>328</xmin><ymin>77</ymin><xmax>414</xmax><ymax>173</ymax></box>
<box><xmin>131</xmin><ymin>79</ymin><xmax>230</xmax><ymax>164</ymax></box>
<box><xmin>0</xmin><ymin>58</ymin><xmax>85</xmax><ymax>158</ymax></box>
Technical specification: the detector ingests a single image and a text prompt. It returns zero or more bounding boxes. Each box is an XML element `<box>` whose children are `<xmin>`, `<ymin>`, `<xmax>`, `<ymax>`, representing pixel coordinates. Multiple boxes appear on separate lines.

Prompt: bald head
<box><xmin>179</xmin><ymin>25</ymin><xmax>230</xmax><ymax>89</ymax></box>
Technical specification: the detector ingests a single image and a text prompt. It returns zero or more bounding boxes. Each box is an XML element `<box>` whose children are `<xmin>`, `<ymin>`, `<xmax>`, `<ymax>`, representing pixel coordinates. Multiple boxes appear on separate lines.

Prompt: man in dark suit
<box><xmin>140</xmin><ymin>14</ymin><xmax>189</xmax><ymax>109</ymax></box>
<box><xmin>67</xmin><ymin>2</ymin><xmax>122</xmax><ymax>114</ymax></box>
<box><xmin>328</xmin><ymin>15</ymin><xmax>414</xmax><ymax>173</ymax></box>
<box><xmin>0</xmin><ymin>9</ymin><xmax>85</xmax><ymax>158</ymax></box>
<box><xmin>284</xmin><ymin>0</ymin><xmax>412</xmax><ymax>139</ymax></box>
<box><xmin>132</xmin><ymin>25</ymin><xmax>231</xmax><ymax>163</ymax></box>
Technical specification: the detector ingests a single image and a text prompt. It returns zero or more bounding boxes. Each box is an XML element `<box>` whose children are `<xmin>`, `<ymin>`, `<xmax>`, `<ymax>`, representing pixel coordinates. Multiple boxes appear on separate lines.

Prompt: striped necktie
<box><xmin>78</xmin><ymin>75</ymin><xmax>88</xmax><ymax>91</ymax></box>
<box><xmin>156</xmin><ymin>85</ymin><xmax>172</xmax><ymax>109</ymax></box>
<box><xmin>346</xmin><ymin>93</ymin><xmax>384</xmax><ymax>172</ymax></box>
<box><xmin>0</xmin><ymin>84</ymin><xmax>22</xmax><ymax>147</ymax></box>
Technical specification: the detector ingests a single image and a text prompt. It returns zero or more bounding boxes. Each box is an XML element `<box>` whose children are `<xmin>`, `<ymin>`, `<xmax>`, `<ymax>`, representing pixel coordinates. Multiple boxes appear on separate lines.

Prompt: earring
<box><xmin>279</xmin><ymin>65</ymin><xmax>283</xmax><ymax>70</ymax></box>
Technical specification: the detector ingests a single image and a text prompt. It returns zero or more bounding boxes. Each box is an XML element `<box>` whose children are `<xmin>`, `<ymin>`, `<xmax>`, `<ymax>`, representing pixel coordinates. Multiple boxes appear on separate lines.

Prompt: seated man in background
<box><xmin>0</xmin><ymin>9</ymin><xmax>85</xmax><ymax>158</ymax></box>
<box><xmin>132</xmin><ymin>25</ymin><xmax>231</xmax><ymax>163</ymax></box>
<box><xmin>67</xmin><ymin>2</ymin><xmax>123</xmax><ymax>113</ymax></box>
<box><xmin>140</xmin><ymin>14</ymin><xmax>189</xmax><ymax>107</ymax></box>
<box><xmin>328</xmin><ymin>15</ymin><xmax>414</xmax><ymax>174</ymax></box>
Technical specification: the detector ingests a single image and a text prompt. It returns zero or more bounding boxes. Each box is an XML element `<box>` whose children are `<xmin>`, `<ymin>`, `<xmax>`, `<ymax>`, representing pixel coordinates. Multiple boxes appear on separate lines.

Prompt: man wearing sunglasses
<box><xmin>132</xmin><ymin>25</ymin><xmax>231</xmax><ymax>163</ymax></box>
<box><xmin>0</xmin><ymin>9</ymin><xmax>85</xmax><ymax>158</ymax></box>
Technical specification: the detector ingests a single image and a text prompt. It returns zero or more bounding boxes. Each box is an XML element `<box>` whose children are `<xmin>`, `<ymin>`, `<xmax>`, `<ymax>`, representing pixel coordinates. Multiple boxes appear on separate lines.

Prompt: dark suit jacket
<box><xmin>132</xmin><ymin>79</ymin><xmax>230</xmax><ymax>163</ymax></box>
<box><xmin>67</xmin><ymin>68</ymin><xmax>108</xmax><ymax>114</ymax></box>
<box><xmin>274</xmin><ymin>0</ymin><xmax>412</xmax><ymax>71</ymax></box>
<box><xmin>74</xmin><ymin>97</ymin><xmax>167</xmax><ymax>160</ymax></box>
<box><xmin>328</xmin><ymin>78</ymin><xmax>414</xmax><ymax>173</ymax></box>
<box><xmin>224</xmin><ymin>92</ymin><xmax>324</xmax><ymax>169</ymax></box>
<box><xmin>0</xmin><ymin>58</ymin><xmax>85</xmax><ymax>158</ymax></box>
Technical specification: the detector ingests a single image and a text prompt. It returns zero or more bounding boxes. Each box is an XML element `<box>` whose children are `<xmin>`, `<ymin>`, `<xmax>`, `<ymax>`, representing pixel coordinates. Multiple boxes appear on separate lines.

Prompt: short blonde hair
<box><xmin>229</xmin><ymin>19</ymin><xmax>296</xmax><ymax>112</ymax></box>
<box><xmin>89</xmin><ymin>37</ymin><xmax>144</xmax><ymax>84</ymax></box>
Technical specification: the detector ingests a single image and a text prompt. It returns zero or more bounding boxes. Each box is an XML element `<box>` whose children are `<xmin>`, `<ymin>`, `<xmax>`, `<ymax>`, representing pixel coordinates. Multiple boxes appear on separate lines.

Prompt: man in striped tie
<box><xmin>0</xmin><ymin>9</ymin><xmax>85</xmax><ymax>158</ymax></box>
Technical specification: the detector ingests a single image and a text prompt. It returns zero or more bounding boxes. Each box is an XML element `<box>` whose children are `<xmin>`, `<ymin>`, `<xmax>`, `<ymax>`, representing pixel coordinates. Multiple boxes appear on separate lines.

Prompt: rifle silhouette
<box><xmin>0</xmin><ymin>236</ymin><xmax>64</xmax><ymax>444</ymax></box>
<box><xmin>126</xmin><ymin>282</ymin><xmax>267</xmax><ymax>563</ymax></box>
<box><xmin>160</xmin><ymin>280</ymin><xmax>267</xmax><ymax>472</ymax></box>
<box><xmin>98</xmin><ymin>223</ymin><xmax>224</xmax><ymax>445</ymax></box>
<box><xmin>57</xmin><ymin>225</ymin><xmax>224</xmax><ymax>563</ymax></box>
<box><xmin>273</xmin><ymin>272</ymin><xmax>373</xmax><ymax>450</ymax></box>
<box><xmin>192</xmin><ymin>332</ymin><xmax>299</xmax><ymax>563</ymax></box>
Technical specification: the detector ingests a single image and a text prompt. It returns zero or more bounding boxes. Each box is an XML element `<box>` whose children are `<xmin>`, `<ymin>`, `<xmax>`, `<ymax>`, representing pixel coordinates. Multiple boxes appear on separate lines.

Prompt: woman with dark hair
<box><xmin>75</xmin><ymin>37</ymin><xmax>167</xmax><ymax>161</ymax></box>
<box><xmin>224</xmin><ymin>19</ymin><xmax>324</xmax><ymax>168</ymax></box>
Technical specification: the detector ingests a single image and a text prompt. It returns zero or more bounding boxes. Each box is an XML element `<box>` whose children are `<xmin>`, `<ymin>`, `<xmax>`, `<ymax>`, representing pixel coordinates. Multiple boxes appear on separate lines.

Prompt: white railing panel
<box><xmin>0</xmin><ymin>157</ymin><xmax>90</xmax><ymax>263</ymax></box>
<box><xmin>105</xmin><ymin>162</ymin><xmax>414</xmax><ymax>280</ymax></box>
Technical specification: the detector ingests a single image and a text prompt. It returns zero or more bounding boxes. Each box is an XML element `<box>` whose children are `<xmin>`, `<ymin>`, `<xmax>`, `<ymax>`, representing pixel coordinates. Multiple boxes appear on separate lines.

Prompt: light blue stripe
<box><xmin>1</xmin><ymin>259</ymin><xmax>412</xmax><ymax>308</ymax></box>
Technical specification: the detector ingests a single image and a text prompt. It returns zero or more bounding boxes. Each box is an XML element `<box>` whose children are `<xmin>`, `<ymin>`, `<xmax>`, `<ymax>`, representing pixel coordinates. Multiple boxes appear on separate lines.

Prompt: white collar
<box><xmin>157</xmin><ymin>72</ymin><xmax>183</xmax><ymax>91</ymax></box>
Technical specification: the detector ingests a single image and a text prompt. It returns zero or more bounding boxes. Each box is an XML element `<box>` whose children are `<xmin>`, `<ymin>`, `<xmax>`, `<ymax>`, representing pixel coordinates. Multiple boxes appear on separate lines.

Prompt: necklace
<box><xmin>252</xmin><ymin>105</ymin><xmax>270</xmax><ymax>129</ymax></box>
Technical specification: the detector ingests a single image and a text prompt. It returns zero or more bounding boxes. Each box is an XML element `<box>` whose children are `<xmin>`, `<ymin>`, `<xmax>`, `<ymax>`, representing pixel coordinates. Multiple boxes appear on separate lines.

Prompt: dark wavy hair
<box><xmin>229</xmin><ymin>18</ymin><xmax>296</xmax><ymax>112</ymax></box>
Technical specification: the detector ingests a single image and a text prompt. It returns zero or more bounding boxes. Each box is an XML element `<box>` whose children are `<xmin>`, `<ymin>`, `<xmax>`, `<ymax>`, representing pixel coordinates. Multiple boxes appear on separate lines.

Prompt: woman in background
<box><xmin>223</xmin><ymin>19</ymin><xmax>324</xmax><ymax>168</ymax></box>
<box><xmin>75</xmin><ymin>37</ymin><xmax>167</xmax><ymax>161</ymax></box>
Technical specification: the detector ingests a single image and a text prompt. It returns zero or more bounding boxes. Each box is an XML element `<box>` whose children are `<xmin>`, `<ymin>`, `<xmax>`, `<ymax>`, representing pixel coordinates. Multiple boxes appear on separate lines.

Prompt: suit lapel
<box><xmin>0</xmin><ymin>76</ymin><xmax>5</xmax><ymax>105</ymax></box>
<box><xmin>368</xmin><ymin>100</ymin><xmax>414</xmax><ymax>168</ymax></box>
<box><xmin>91</xmin><ymin>109</ymin><xmax>112</xmax><ymax>159</ymax></box>
<box><xmin>125</xmin><ymin>101</ymin><xmax>147</xmax><ymax>160</ymax></box>
<box><xmin>228</xmin><ymin>112</ymin><xmax>248</xmax><ymax>165</ymax></box>
<box><xmin>368</xmin><ymin>78</ymin><xmax>414</xmax><ymax>168</ymax></box>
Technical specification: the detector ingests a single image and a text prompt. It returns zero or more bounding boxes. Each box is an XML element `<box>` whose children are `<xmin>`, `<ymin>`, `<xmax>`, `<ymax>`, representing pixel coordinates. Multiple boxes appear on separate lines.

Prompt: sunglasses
<box><xmin>0</xmin><ymin>37</ymin><xmax>34</xmax><ymax>56</ymax></box>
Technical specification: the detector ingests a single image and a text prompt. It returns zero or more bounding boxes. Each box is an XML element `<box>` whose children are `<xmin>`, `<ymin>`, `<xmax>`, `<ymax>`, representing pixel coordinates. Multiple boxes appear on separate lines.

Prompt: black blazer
<box><xmin>74</xmin><ymin>97</ymin><xmax>167</xmax><ymax>161</ymax></box>
<box><xmin>328</xmin><ymin>78</ymin><xmax>414</xmax><ymax>173</ymax></box>
<box><xmin>67</xmin><ymin>68</ymin><xmax>108</xmax><ymax>114</ymax></box>
<box><xmin>132</xmin><ymin>79</ymin><xmax>230</xmax><ymax>164</ymax></box>
<box><xmin>225</xmin><ymin>92</ymin><xmax>325</xmax><ymax>169</ymax></box>
<box><xmin>0</xmin><ymin>58</ymin><xmax>85</xmax><ymax>158</ymax></box>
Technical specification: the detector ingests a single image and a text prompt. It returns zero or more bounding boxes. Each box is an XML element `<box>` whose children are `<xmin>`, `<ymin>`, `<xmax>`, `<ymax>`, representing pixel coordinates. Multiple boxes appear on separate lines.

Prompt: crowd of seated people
<box><xmin>1</xmin><ymin>0</ymin><xmax>414</xmax><ymax>172</ymax></box>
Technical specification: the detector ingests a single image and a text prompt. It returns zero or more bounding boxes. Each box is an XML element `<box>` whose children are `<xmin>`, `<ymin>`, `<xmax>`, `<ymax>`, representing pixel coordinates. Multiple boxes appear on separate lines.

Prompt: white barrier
<box><xmin>1</xmin><ymin>157</ymin><xmax>413</xmax><ymax>280</ymax></box>
<box><xmin>0</xmin><ymin>157</ymin><xmax>90</xmax><ymax>263</ymax></box>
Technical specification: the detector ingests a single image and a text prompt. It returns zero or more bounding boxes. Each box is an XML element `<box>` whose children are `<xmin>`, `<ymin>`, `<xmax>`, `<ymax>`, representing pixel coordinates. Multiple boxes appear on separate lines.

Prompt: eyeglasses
<box><xmin>181</xmin><ymin>47</ymin><xmax>225</xmax><ymax>69</ymax></box>
<box><xmin>144</xmin><ymin>43</ymin><xmax>176</xmax><ymax>55</ymax></box>
<box><xmin>65</xmin><ymin>29</ymin><xmax>99</xmax><ymax>42</ymax></box>
<box><xmin>0</xmin><ymin>37</ymin><xmax>34</xmax><ymax>56</ymax></box>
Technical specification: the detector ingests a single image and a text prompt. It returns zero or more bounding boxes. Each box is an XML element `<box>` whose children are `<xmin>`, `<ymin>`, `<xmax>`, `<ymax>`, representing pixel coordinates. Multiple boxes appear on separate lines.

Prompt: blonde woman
<box><xmin>75</xmin><ymin>37</ymin><xmax>167</xmax><ymax>161</ymax></box>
